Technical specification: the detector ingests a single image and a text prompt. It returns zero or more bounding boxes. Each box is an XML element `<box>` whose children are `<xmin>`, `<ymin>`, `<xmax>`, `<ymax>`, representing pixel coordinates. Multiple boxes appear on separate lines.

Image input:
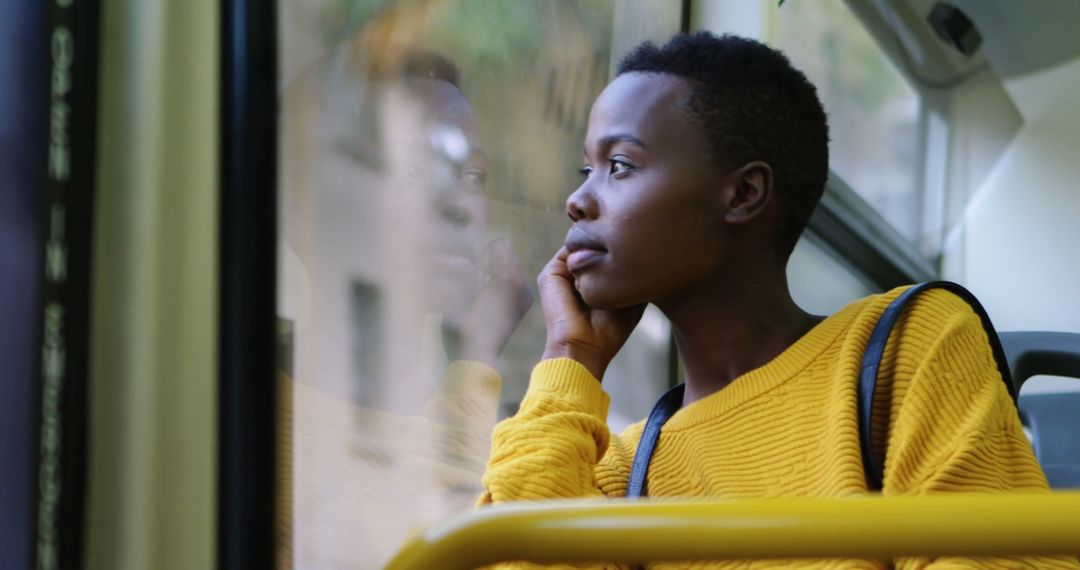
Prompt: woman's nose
<box><xmin>566</xmin><ymin>185</ymin><xmax>598</xmax><ymax>222</ymax></box>
<box><xmin>435</xmin><ymin>187</ymin><xmax>474</xmax><ymax>227</ymax></box>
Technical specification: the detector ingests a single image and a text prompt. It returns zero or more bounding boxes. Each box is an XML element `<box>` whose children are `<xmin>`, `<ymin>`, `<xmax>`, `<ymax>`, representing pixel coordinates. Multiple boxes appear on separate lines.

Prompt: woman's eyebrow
<box><xmin>584</xmin><ymin>133</ymin><xmax>648</xmax><ymax>156</ymax></box>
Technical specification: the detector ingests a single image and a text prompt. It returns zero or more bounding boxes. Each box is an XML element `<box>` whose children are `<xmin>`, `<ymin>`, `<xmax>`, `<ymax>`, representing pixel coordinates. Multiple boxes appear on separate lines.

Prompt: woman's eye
<box><xmin>578</xmin><ymin>165</ymin><xmax>593</xmax><ymax>178</ymax></box>
<box><xmin>610</xmin><ymin>159</ymin><xmax>633</xmax><ymax>175</ymax></box>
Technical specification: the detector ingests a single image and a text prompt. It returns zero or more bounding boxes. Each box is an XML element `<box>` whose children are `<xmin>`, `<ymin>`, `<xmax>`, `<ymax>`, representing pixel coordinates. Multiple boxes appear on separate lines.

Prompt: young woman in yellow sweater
<box><xmin>478</xmin><ymin>32</ymin><xmax>1076</xmax><ymax>568</ymax></box>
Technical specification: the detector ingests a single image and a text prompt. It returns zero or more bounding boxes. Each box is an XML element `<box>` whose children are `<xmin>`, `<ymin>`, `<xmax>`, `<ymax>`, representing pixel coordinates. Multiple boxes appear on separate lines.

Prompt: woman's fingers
<box><xmin>538</xmin><ymin>246</ymin><xmax>571</xmax><ymax>283</ymax></box>
<box><xmin>538</xmin><ymin>247</ymin><xmax>583</xmax><ymax>317</ymax></box>
<box><xmin>458</xmin><ymin>238</ymin><xmax>534</xmax><ymax>362</ymax></box>
<box><xmin>538</xmin><ymin>245</ymin><xmax>647</xmax><ymax>381</ymax></box>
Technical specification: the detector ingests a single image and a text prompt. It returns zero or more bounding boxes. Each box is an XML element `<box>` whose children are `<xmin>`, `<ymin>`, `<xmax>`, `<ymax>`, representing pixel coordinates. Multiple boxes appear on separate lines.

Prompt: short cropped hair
<box><xmin>617</xmin><ymin>32</ymin><xmax>829</xmax><ymax>262</ymax></box>
<box><xmin>392</xmin><ymin>50</ymin><xmax>461</xmax><ymax>87</ymax></box>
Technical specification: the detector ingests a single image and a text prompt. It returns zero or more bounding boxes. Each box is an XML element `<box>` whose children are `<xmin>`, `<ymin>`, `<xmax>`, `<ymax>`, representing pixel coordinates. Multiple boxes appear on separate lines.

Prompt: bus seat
<box><xmin>1018</xmin><ymin>393</ymin><xmax>1080</xmax><ymax>488</ymax></box>
<box><xmin>999</xmin><ymin>332</ymin><xmax>1080</xmax><ymax>489</ymax></box>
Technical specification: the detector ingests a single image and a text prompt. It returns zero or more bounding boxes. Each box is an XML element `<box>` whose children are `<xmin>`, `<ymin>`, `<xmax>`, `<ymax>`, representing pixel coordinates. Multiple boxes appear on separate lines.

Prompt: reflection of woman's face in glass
<box><xmin>384</xmin><ymin>78</ymin><xmax>489</xmax><ymax>323</ymax></box>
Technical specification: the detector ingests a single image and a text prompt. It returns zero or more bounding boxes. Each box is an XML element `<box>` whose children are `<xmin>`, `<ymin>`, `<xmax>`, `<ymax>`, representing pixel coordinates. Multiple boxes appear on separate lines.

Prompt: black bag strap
<box><xmin>627</xmin><ymin>383</ymin><xmax>684</xmax><ymax>498</ymax></box>
<box><xmin>858</xmin><ymin>281</ymin><xmax>1016</xmax><ymax>490</ymax></box>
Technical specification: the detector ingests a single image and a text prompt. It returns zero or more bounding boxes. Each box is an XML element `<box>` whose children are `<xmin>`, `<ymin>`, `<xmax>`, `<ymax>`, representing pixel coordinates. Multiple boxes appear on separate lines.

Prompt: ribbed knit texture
<box><xmin>480</xmin><ymin>287</ymin><xmax>1079</xmax><ymax>569</ymax></box>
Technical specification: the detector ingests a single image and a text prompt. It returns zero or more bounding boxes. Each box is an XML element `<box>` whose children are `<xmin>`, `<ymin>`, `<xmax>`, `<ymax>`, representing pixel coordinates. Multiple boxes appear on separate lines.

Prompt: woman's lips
<box><xmin>567</xmin><ymin>248</ymin><xmax>605</xmax><ymax>272</ymax></box>
<box><xmin>564</xmin><ymin>227</ymin><xmax>607</xmax><ymax>272</ymax></box>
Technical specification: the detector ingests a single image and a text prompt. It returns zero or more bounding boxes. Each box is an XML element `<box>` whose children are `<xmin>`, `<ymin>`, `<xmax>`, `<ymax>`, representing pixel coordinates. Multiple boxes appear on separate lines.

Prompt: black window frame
<box><xmin>219</xmin><ymin>0</ymin><xmax>279</xmax><ymax>568</ymax></box>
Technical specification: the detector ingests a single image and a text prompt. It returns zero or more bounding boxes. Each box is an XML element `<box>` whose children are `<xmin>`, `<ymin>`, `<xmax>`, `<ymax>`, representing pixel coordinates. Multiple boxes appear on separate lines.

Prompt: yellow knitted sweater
<box><xmin>479</xmin><ymin>287</ymin><xmax>1078</xmax><ymax>569</ymax></box>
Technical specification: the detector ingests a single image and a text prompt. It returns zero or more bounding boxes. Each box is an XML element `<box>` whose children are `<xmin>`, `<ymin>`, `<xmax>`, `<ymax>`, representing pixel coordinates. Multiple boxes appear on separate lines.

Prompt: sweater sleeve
<box><xmin>881</xmin><ymin>292</ymin><xmax>1080</xmax><ymax>569</ymax></box>
<box><xmin>480</xmin><ymin>358</ymin><xmax>614</xmax><ymax>503</ymax></box>
<box><xmin>476</xmin><ymin>358</ymin><xmax>630</xmax><ymax>570</ymax></box>
<box><xmin>412</xmin><ymin>360</ymin><xmax>505</xmax><ymax>493</ymax></box>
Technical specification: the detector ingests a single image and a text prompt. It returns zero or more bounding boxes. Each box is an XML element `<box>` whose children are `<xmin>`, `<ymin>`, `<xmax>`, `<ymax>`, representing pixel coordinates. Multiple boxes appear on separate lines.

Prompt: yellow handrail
<box><xmin>388</xmin><ymin>493</ymin><xmax>1080</xmax><ymax>569</ymax></box>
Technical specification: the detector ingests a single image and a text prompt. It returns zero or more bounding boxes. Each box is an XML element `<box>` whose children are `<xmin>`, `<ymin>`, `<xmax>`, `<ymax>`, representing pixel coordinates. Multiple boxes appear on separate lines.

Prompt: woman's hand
<box><xmin>538</xmin><ymin>246</ymin><xmax>645</xmax><ymax>381</ymax></box>
<box><xmin>454</xmin><ymin>238</ymin><xmax>534</xmax><ymax>365</ymax></box>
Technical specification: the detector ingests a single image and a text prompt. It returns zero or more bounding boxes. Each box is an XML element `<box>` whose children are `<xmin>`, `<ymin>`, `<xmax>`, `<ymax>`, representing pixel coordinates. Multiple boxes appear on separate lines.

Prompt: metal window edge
<box><xmin>807</xmin><ymin>172</ymin><xmax>938</xmax><ymax>291</ymax></box>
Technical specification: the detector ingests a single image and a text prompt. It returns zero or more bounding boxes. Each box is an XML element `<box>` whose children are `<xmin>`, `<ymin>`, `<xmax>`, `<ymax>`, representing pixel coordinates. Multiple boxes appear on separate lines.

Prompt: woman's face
<box><xmin>383</xmin><ymin>78</ymin><xmax>489</xmax><ymax>321</ymax></box>
<box><xmin>566</xmin><ymin>72</ymin><xmax>729</xmax><ymax>310</ymax></box>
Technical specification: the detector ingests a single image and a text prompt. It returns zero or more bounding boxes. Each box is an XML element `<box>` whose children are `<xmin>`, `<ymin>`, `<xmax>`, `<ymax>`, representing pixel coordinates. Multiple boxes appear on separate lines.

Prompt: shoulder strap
<box><xmin>627</xmin><ymin>383</ymin><xmax>685</xmax><ymax>498</ymax></box>
<box><xmin>858</xmin><ymin>281</ymin><xmax>1016</xmax><ymax>491</ymax></box>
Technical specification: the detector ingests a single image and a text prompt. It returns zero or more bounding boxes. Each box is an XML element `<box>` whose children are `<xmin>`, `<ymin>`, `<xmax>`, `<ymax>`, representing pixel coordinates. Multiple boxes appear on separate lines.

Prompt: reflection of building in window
<box><xmin>276</xmin><ymin>1</ymin><xmax>675</xmax><ymax>567</ymax></box>
<box><xmin>279</xmin><ymin>31</ymin><xmax>521</xmax><ymax>570</ymax></box>
<box><xmin>350</xmin><ymin>281</ymin><xmax>383</xmax><ymax>408</ymax></box>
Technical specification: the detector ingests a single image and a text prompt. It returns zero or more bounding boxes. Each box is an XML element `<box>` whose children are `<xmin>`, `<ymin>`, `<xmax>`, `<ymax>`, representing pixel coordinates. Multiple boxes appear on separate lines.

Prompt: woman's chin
<box><xmin>576</xmin><ymin>280</ymin><xmax>634</xmax><ymax>311</ymax></box>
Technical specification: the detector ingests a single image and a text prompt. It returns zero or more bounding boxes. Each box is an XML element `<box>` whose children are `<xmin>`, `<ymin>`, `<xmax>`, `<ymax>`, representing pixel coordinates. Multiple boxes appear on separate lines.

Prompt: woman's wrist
<box><xmin>541</xmin><ymin>344</ymin><xmax>608</xmax><ymax>382</ymax></box>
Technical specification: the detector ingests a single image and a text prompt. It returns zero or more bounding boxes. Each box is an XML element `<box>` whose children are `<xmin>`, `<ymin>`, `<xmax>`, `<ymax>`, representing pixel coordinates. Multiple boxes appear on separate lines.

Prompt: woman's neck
<box><xmin>656</xmin><ymin>267</ymin><xmax>821</xmax><ymax>407</ymax></box>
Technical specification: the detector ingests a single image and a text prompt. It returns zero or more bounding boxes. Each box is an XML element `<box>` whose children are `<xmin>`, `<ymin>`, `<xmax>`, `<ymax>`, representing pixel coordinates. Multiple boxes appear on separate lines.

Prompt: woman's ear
<box><xmin>722</xmin><ymin>161</ymin><xmax>774</xmax><ymax>224</ymax></box>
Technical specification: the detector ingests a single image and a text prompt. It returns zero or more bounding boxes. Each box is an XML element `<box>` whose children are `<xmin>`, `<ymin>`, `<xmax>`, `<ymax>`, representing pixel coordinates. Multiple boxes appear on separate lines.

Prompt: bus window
<box><xmin>778</xmin><ymin>0</ymin><xmax>923</xmax><ymax>247</ymax></box>
<box><xmin>276</xmin><ymin>1</ymin><xmax>682</xmax><ymax>567</ymax></box>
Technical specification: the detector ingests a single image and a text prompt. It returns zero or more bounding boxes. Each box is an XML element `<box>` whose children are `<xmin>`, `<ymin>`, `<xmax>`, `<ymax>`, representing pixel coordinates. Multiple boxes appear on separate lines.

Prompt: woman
<box><xmin>479</xmin><ymin>32</ymin><xmax>1074</xmax><ymax>569</ymax></box>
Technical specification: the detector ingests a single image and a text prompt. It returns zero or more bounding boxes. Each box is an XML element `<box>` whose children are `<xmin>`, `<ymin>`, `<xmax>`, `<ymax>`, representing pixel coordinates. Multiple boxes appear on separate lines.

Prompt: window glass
<box><xmin>788</xmin><ymin>235</ymin><xmax>879</xmax><ymax>316</ymax></box>
<box><xmin>778</xmin><ymin>0</ymin><xmax>923</xmax><ymax>244</ymax></box>
<box><xmin>276</xmin><ymin>1</ymin><xmax>679</xmax><ymax>567</ymax></box>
